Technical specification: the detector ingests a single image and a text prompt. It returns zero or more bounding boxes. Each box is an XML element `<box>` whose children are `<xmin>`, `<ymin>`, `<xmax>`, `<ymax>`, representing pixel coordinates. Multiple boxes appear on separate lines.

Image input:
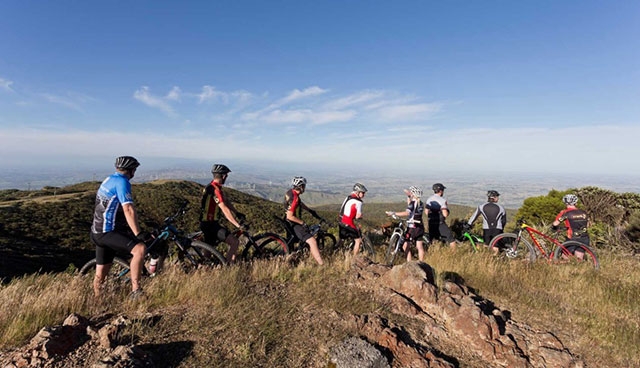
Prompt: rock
<box><xmin>329</xmin><ymin>336</ymin><xmax>389</xmax><ymax>368</ymax></box>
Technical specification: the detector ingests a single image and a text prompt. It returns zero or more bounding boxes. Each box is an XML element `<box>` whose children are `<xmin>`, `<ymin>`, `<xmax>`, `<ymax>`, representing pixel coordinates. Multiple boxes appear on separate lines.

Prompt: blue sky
<box><xmin>1</xmin><ymin>1</ymin><xmax>639</xmax><ymax>177</ymax></box>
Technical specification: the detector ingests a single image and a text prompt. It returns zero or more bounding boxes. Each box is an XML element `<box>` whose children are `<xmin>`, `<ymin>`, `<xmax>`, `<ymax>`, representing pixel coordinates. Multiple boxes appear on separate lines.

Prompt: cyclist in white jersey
<box><xmin>425</xmin><ymin>183</ymin><xmax>456</xmax><ymax>248</ymax></box>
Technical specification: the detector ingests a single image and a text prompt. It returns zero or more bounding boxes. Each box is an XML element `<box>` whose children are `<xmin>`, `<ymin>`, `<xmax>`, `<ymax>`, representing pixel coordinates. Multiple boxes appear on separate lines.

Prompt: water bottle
<box><xmin>148</xmin><ymin>257</ymin><xmax>159</xmax><ymax>274</ymax></box>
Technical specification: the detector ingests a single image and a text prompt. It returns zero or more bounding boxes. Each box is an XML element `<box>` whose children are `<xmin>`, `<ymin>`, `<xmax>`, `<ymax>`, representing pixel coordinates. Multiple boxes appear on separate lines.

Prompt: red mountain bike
<box><xmin>489</xmin><ymin>218</ymin><xmax>599</xmax><ymax>269</ymax></box>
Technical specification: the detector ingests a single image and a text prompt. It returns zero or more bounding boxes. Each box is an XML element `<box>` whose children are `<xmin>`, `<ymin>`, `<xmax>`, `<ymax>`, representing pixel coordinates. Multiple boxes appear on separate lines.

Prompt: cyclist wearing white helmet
<box><xmin>385</xmin><ymin>185</ymin><xmax>426</xmax><ymax>262</ymax></box>
<box><xmin>284</xmin><ymin>176</ymin><xmax>324</xmax><ymax>265</ymax></box>
<box><xmin>338</xmin><ymin>183</ymin><xmax>368</xmax><ymax>256</ymax></box>
<box><xmin>90</xmin><ymin>156</ymin><xmax>146</xmax><ymax>298</ymax></box>
<box><xmin>425</xmin><ymin>183</ymin><xmax>456</xmax><ymax>248</ymax></box>
<box><xmin>465</xmin><ymin>190</ymin><xmax>507</xmax><ymax>244</ymax></box>
<box><xmin>552</xmin><ymin>193</ymin><xmax>589</xmax><ymax>260</ymax></box>
<box><xmin>200</xmin><ymin>164</ymin><xmax>245</xmax><ymax>263</ymax></box>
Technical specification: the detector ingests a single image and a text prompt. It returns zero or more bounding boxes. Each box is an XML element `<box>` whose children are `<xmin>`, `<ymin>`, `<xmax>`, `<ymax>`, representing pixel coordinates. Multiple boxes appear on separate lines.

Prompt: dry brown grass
<box><xmin>1</xmin><ymin>247</ymin><xmax>639</xmax><ymax>367</ymax></box>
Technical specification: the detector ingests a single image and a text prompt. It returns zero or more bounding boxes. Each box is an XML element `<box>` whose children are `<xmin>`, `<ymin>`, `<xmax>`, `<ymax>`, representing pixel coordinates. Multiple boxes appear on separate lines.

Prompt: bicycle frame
<box><xmin>513</xmin><ymin>220</ymin><xmax>570</xmax><ymax>261</ymax></box>
<box><xmin>461</xmin><ymin>231</ymin><xmax>483</xmax><ymax>252</ymax></box>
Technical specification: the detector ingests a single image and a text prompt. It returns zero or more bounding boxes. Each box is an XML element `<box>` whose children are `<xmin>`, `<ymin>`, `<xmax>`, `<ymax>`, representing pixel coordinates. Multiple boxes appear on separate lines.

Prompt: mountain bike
<box><xmin>384</xmin><ymin>214</ymin><xmax>429</xmax><ymax>265</ymax></box>
<box><xmin>459</xmin><ymin>230</ymin><xmax>483</xmax><ymax>252</ymax></box>
<box><xmin>489</xmin><ymin>218</ymin><xmax>599</xmax><ymax>269</ymax></box>
<box><xmin>79</xmin><ymin>201</ymin><xmax>227</xmax><ymax>280</ymax></box>
<box><xmin>257</xmin><ymin>216</ymin><xmax>336</xmax><ymax>256</ymax></box>
<box><xmin>331</xmin><ymin>224</ymin><xmax>375</xmax><ymax>257</ymax></box>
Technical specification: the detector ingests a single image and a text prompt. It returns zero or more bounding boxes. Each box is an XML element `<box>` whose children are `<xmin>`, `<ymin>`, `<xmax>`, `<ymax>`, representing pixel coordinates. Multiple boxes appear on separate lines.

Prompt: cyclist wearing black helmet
<box><xmin>425</xmin><ymin>183</ymin><xmax>456</xmax><ymax>248</ymax></box>
<box><xmin>200</xmin><ymin>164</ymin><xmax>245</xmax><ymax>263</ymax></box>
<box><xmin>337</xmin><ymin>183</ymin><xmax>367</xmax><ymax>256</ymax></box>
<box><xmin>552</xmin><ymin>194</ymin><xmax>589</xmax><ymax>260</ymax></box>
<box><xmin>90</xmin><ymin>155</ymin><xmax>146</xmax><ymax>298</ymax></box>
<box><xmin>465</xmin><ymin>190</ymin><xmax>507</xmax><ymax>244</ymax></box>
<box><xmin>284</xmin><ymin>176</ymin><xmax>324</xmax><ymax>265</ymax></box>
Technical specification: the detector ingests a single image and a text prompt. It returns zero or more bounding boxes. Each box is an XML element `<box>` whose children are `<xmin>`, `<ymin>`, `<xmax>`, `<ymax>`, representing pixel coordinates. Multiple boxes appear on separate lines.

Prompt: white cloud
<box><xmin>279</xmin><ymin>86</ymin><xmax>328</xmax><ymax>105</ymax></box>
<box><xmin>0</xmin><ymin>78</ymin><xmax>14</xmax><ymax>92</ymax></box>
<box><xmin>261</xmin><ymin>109</ymin><xmax>356</xmax><ymax>125</ymax></box>
<box><xmin>42</xmin><ymin>93</ymin><xmax>84</xmax><ymax>111</ymax></box>
<box><xmin>166</xmin><ymin>86</ymin><xmax>181</xmax><ymax>101</ymax></box>
<box><xmin>323</xmin><ymin>90</ymin><xmax>384</xmax><ymax>110</ymax></box>
<box><xmin>133</xmin><ymin>86</ymin><xmax>176</xmax><ymax>116</ymax></box>
<box><xmin>376</xmin><ymin>103</ymin><xmax>442</xmax><ymax>122</ymax></box>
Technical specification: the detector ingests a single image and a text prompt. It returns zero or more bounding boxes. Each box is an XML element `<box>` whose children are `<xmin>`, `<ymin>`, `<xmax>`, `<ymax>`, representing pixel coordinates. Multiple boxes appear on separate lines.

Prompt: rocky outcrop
<box><xmin>347</xmin><ymin>256</ymin><xmax>585</xmax><ymax>368</ymax></box>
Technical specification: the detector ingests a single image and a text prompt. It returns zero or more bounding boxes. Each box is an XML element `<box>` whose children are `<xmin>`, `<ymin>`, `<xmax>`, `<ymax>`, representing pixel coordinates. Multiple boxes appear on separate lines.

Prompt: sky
<box><xmin>1</xmin><ymin>1</ymin><xmax>639</xmax><ymax>179</ymax></box>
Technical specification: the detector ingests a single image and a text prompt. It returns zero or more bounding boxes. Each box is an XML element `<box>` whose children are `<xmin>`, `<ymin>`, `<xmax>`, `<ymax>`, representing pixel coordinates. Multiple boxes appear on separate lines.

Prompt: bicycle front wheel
<box><xmin>317</xmin><ymin>232</ymin><xmax>337</xmax><ymax>253</ymax></box>
<box><xmin>79</xmin><ymin>257</ymin><xmax>131</xmax><ymax>293</ymax></box>
<box><xmin>385</xmin><ymin>233</ymin><xmax>403</xmax><ymax>266</ymax></box>
<box><xmin>489</xmin><ymin>233</ymin><xmax>536</xmax><ymax>263</ymax></box>
<box><xmin>553</xmin><ymin>241</ymin><xmax>600</xmax><ymax>269</ymax></box>
<box><xmin>360</xmin><ymin>234</ymin><xmax>375</xmax><ymax>257</ymax></box>
<box><xmin>253</xmin><ymin>233</ymin><xmax>289</xmax><ymax>258</ymax></box>
<box><xmin>182</xmin><ymin>240</ymin><xmax>227</xmax><ymax>270</ymax></box>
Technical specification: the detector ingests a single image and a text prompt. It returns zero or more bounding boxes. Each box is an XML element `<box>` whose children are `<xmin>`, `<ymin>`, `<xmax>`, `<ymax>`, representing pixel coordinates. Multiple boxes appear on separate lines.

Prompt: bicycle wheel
<box><xmin>182</xmin><ymin>240</ymin><xmax>227</xmax><ymax>271</ymax></box>
<box><xmin>253</xmin><ymin>233</ymin><xmax>289</xmax><ymax>258</ymax></box>
<box><xmin>360</xmin><ymin>234</ymin><xmax>375</xmax><ymax>257</ymax></box>
<box><xmin>553</xmin><ymin>241</ymin><xmax>600</xmax><ymax>269</ymax></box>
<box><xmin>489</xmin><ymin>233</ymin><xmax>536</xmax><ymax>262</ymax></box>
<box><xmin>79</xmin><ymin>257</ymin><xmax>131</xmax><ymax>293</ymax></box>
<box><xmin>317</xmin><ymin>232</ymin><xmax>337</xmax><ymax>253</ymax></box>
<box><xmin>385</xmin><ymin>233</ymin><xmax>403</xmax><ymax>266</ymax></box>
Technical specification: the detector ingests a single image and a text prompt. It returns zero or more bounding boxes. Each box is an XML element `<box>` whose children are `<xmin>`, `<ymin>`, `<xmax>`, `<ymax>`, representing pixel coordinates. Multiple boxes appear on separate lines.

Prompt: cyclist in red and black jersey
<box><xmin>552</xmin><ymin>194</ymin><xmax>590</xmax><ymax>260</ymax></box>
<box><xmin>337</xmin><ymin>183</ymin><xmax>367</xmax><ymax>256</ymax></box>
<box><xmin>284</xmin><ymin>176</ymin><xmax>324</xmax><ymax>265</ymax></box>
<box><xmin>200</xmin><ymin>164</ymin><xmax>246</xmax><ymax>263</ymax></box>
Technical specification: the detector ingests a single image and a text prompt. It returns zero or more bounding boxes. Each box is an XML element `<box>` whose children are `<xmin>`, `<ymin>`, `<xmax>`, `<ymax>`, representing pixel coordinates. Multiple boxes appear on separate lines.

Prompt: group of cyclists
<box><xmin>90</xmin><ymin>155</ymin><xmax>591</xmax><ymax>298</ymax></box>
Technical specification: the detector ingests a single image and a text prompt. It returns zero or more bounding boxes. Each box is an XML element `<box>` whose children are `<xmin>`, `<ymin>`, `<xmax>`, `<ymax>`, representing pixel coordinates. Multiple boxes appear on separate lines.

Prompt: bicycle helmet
<box><xmin>487</xmin><ymin>190</ymin><xmax>500</xmax><ymax>199</ymax></box>
<box><xmin>409</xmin><ymin>186</ymin><xmax>423</xmax><ymax>198</ymax></box>
<box><xmin>432</xmin><ymin>183</ymin><xmax>446</xmax><ymax>192</ymax></box>
<box><xmin>562</xmin><ymin>194</ymin><xmax>578</xmax><ymax>206</ymax></box>
<box><xmin>291</xmin><ymin>176</ymin><xmax>307</xmax><ymax>188</ymax></box>
<box><xmin>115</xmin><ymin>156</ymin><xmax>140</xmax><ymax>170</ymax></box>
<box><xmin>353</xmin><ymin>183</ymin><xmax>368</xmax><ymax>193</ymax></box>
<box><xmin>211</xmin><ymin>164</ymin><xmax>231</xmax><ymax>174</ymax></box>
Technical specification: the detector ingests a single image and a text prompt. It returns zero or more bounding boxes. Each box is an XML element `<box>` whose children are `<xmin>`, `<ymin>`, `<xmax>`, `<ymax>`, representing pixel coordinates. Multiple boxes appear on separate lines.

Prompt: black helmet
<box><xmin>353</xmin><ymin>183</ymin><xmax>368</xmax><ymax>193</ymax></box>
<box><xmin>211</xmin><ymin>164</ymin><xmax>231</xmax><ymax>174</ymax></box>
<box><xmin>432</xmin><ymin>183</ymin><xmax>446</xmax><ymax>192</ymax></box>
<box><xmin>115</xmin><ymin>156</ymin><xmax>140</xmax><ymax>170</ymax></box>
<box><xmin>487</xmin><ymin>190</ymin><xmax>500</xmax><ymax>199</ymax></box>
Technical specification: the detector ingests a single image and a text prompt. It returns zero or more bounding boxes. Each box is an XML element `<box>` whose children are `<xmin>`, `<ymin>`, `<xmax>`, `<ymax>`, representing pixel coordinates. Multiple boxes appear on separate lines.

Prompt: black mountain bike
<box><xmin>79</xmin><ymin>202</ymin><xmax>227</xmax><ymax>280</ymax></box>
<box><xmin>333</xmin><ymin>225</ymin><xmax>375</xmax><ymax>257</ymax></box>
<box><xmin>257</xmin><ymin>216</ymin><xmax>336</xmax><ymax>256</ymax></box>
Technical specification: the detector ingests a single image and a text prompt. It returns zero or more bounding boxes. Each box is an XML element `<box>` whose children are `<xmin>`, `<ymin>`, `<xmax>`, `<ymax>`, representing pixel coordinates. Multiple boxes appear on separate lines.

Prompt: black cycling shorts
<box><xmin>200</xmin><ymin>221</ymin><xmax>239</xmax><ymax>248</ymax></box>
<box><xmin>338</xmin><ymin>223</ymin><xmax>360</xmax><ymax>241</ymax></box>
<box><xmin>482</xmin><ymin>228</ymin><xmax>503</xmax><ymax>245</ymax></box>
<box><xmin>406</xmin><ymin>226</ymin><xmax>425</xmax><ymax>243</ymax></box>
<box><xmin>90</xmin><ymin>231</ymin><xmax>139</xmax><ymax>265</ymax></box>
<box><xmin>428</xmin><ymin>223</ymin><xmax>455</xmax><ymax>243</ymax></box>
<box><xmin>291</xmin><ymin>223</ymin><xmax>313</xmax><ymax>243</ymax></box>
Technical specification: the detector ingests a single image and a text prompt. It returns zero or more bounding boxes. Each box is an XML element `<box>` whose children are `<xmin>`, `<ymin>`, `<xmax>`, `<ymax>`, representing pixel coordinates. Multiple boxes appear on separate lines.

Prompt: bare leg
<box><xmin>416</xmin><ymin>240</ymin><xmax>425</xmax><ymax>262</ymax></box>
<box><xmin>224</xmin><ymin>234</ymin><xmax>240</xmax><ymax>264</ymax></box>
<box><xmin>306</xmin><ymin>237</ymin><xmax>324</xmax><ymax>265</ymax></box>
<box><xmin>449</xmin><ymin>241</ymin><xmax>456</xmax><ymax>249</ymax></box>
<box><xmin>93</xmin><ymin>263</ymin><xmax>112</xmax><ymax>297</ymax></box>
<box><xmin>403</xmin><ymin>241</ymin><xmax>412</xmax><ymax>262</ymax></box>
<box><xmin>129</xmin><ymin>242</ymin><xmax>146</xmax><ymax>292</ymax></box>
<box><xmin>352</xmin><ymin>238</ymin><xmax>362</xmax><ymax>256</ymax></box>
<box><xmin>575</xmin><ymin>250</ymin><xmax>585</xmax><ymax>261</ymax></box>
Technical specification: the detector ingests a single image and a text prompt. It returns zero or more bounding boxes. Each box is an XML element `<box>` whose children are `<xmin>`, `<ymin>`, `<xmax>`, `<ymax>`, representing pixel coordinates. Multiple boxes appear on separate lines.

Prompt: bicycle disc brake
<box><xmin>505</xmin><ymin>248</ymin><xmax>519</xmax><ymax>259</ymax></box>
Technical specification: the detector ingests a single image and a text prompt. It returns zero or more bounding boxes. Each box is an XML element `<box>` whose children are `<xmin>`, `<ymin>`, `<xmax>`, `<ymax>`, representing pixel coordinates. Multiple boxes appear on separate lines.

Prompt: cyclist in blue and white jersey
<box><xmin>426</xmin><ymin>183</ymin><xmax>457</xmax><ymax>248</ymax></box>
<box><xmin>90</xmin><ymin>156</ymin><xmax>147</xmax><ymax>298</ymax></box>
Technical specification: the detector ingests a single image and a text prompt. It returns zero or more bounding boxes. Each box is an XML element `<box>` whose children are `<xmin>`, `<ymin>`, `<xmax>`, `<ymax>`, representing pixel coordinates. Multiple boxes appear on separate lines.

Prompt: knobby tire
<box><xmin>489</xmin><ymin>233</ymin><xmax>536</xmax><ymax>263</ymax></box>
<box><xmin>385</xmin><ymin>233</ymin><xmax>403</xmax><ymax>266</ymax></box>
<box><xmin>553</xmin><ymin>241</ymin><xmax>600</xmax><ymax>269</ymax></box>
<box><xmin>253</xmin><ymin>233</ymin><xmax>289</xmax><ymax>258</ymax></box>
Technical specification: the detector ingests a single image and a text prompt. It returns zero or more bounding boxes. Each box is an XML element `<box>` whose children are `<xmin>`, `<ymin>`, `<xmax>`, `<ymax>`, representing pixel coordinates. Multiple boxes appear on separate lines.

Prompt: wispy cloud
<box><xmin>376</xmin><ymin>103</ymin><xmax>442</xmax><ymax>121</ymax></box>
<box><xmin>279</xmin><ymin>86</ymin><xmax>328</xmax><ymax>105</ymax></box>
<box><xmin>166</xmin><ymin>86</ymin><xmax>181</xmax><ymax>101</ymax></box>
<box><xmin>133</xmin><ymin>86</ymin><xmax>176</xmax><ymax>116</ymax></box>
<box><xmin>261</xmin><ymin>109</ymin><xmax>356</xmax><ymax>125</ymax></box>
<box><xmin>0</xmin><ymin>78</ymin><xmax>14</xmax><ymax>92</ymax></box>
<box><xmin>41</xmin><ymin>92</ymin><xmax>95</xmax><ymax>112</ymax></box>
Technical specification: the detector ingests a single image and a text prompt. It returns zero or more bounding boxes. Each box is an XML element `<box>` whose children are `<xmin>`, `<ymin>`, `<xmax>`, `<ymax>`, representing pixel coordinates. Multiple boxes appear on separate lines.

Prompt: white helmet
<box><xmin>353</xmin><ymin>183</ymin><xmax>368</xmax><ymax>193</ymax></box>
<box><xmin>291</xmin><ymin>176</ymin><xmax>307</xmax><ymax>188</ymax></box>
<box><xmin>563</xmin><ymin>194</ymin><xmax>578</xmax><ymax>206</ymax></box>
<box><xmin>409</xmin><ymin>186</ymin><xmax>423</xmax><ymax>198</ymax></box>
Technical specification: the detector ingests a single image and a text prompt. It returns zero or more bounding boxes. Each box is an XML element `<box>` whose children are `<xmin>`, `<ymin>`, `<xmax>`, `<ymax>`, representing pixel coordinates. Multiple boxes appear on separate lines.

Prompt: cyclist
<box><xmin>337</xmin><ymin>183</ymin><xmax>367</xmax><ymax>256</ymax></box>
<box><xmin>425</xmin><ymin>183</ymin><xmax>456</xmax><ymax>248</ymax></box>
<box><xmin>200</xmin><ymin>164</ymin><xmax>246</xmax><ymax>264</ymax></box>
<box><xmin>465</xmin><ymin>190</ymin><xmax>507</xmax><ymax>245</ymax></box>
<box><xmin>552</xmin><ymin>194</ymin><xmax>589</xmax><ymax>260</ymax></box>
<box><xmin>284</xmin><ymin>176</ymin><xmax>324</xmax><ymax>265</ymax></box>
<box><xmin>385</xmin><ymin>186</ymin><xmax>426</xmax><ymax>262</ymax></box>
<box><xmin>90</xmin><ymin>156</ymin><xmax>147</xmax><ymax>298</ymax></box>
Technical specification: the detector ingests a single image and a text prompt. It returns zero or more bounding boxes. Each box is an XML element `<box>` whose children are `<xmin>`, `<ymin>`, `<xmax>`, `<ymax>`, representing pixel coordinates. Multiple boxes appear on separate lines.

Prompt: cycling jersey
<box><xmin>91</xmin><ymin>172</ymin><xmax>133</xmax><ymax>233</ymax></box>
<box><xmin>555</xmin><ymin>207</ymin><xmax>589</xmax><ymax>239</ymax></box>
<box><xmin>468</xmin><ymin>202</ymin><xmax>507</xmax><ymax>230</ymax></box>
<box><xmin>284</xmin><ymin>188</ymin><xmax>303</xmax><ymax>219</ymax></box>
<box><xmin>201</xmin><ymin>181</ymin><xmax>225</xmax><ymax>223</ymax></box>
<box><xmin>425</xmin><ymin>194</ymin><xmax>448</xmax><ymax>224</ymax></box>
<box><xmin>406</xmin><ymin>199</ymin><xmax>424</xmax><ymax>228</ymax></box>
<box><xmin>339</xmin><ymin>194</ymin><xmax>363</xmax><ymax>229</ymax></box>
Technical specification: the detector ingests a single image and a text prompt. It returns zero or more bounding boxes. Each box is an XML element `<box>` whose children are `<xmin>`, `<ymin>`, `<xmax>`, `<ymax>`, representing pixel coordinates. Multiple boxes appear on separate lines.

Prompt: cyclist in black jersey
<box><xmin>465</xmin><ymin>190</ymin><xmax>507</xmax><ymax>245</ymax></box>
<box><xmin>552</xmin><ymin>194</ymin><xmax>590</xmax><ymax>260</ymax></box>
<box><xmin>386</xmin><ymin>186</ymin><xmax>426</xmax><ymax>262</ymax></box>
